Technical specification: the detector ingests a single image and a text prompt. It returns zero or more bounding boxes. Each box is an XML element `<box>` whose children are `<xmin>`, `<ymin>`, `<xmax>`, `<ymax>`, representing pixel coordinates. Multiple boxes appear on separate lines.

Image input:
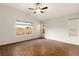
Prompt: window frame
<box><xmin>16</xmin><ymin>20</ymin><xmax>33</xmax><ymax>35</ymax></box>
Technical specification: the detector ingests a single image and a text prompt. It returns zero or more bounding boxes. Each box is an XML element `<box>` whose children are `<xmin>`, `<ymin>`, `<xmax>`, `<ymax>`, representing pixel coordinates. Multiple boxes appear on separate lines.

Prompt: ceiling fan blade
<box><xmin>28</xmin><ymin>8</ymin><xmax>35</xmax><ymax>10</ymax></box>
<box><xmin>34</xmin><ymin>11</ymin><xmax>36</xmax><ymax>14</ymax></box>
<box><xmin>41</xmin><ymin>7</ymin><xmax>48</xmax><ymax>10</ymax></box>
<box><xmin>40</xmin><ymin>11</ymin><xmax>44</xmax><ymax>13</ymax></box>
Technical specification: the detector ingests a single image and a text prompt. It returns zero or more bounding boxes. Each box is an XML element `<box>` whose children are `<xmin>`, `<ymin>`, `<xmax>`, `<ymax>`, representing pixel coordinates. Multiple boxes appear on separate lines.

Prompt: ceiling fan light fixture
<box><xmin>36</xmin><ymin>9</ymin><xmax>40</xmax><ymax>13</ymax></box>
<box><xmin>28</xmin><ymin>3</ymin><xmax>48</xmax><ymax>14</ymax></box>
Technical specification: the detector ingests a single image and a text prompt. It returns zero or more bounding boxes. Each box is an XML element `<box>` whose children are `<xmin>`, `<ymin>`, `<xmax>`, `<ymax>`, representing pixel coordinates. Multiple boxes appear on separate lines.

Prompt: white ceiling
<box><xmin>2</xmin><ymin>3</ymin><xmax>79</xmax><ymax>21</ymax></box>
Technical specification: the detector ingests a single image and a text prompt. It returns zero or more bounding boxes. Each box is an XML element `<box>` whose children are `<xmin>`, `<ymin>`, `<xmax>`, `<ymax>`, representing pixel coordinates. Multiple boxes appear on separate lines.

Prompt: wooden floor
<box><xmin>0</xmin><ymin>39</ymin><xmax>79</xmax><ymax>56</ymax></box>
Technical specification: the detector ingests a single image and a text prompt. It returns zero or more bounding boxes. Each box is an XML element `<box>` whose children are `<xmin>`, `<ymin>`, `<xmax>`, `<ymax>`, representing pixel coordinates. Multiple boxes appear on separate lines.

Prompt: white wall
<box><xmin>0</xmin><ymin>4</ymin><xmax>41</xmax><ymax>45</ymax></box>
<box><xmin>44</xmin><ymin>13</ymin><xmax>79</xmax><ymax>45</ymax></box>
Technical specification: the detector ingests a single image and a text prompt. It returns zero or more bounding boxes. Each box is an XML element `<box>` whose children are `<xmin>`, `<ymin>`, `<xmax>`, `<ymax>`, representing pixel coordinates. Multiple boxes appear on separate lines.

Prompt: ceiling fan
<box><xmin>28</xmin><ymin>3</ymin><xmax>48</xmax><ymax>14</ymax></box>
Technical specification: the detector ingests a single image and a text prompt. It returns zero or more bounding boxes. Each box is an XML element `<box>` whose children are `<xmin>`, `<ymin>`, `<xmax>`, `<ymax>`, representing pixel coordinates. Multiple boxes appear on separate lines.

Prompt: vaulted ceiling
<box><xmin>2</xmin><ymin>3</ymin><xmax>79</xmax><ymax>21</ymax></box>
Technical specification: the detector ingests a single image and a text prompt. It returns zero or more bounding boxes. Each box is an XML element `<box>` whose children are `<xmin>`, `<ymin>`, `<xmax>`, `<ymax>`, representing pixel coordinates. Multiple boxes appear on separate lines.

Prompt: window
<box><xmin>16</xmin><ymin>21</ymin><xmax>32</xmax><ymax>35</ymax></box>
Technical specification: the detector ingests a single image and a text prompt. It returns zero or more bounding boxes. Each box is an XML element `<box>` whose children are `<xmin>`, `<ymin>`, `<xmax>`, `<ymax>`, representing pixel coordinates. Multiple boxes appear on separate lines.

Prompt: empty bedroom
<box><xmin>0</xmin><ymin>3</ymin><xmax>79</xmax><ymax>56</ymax></box>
